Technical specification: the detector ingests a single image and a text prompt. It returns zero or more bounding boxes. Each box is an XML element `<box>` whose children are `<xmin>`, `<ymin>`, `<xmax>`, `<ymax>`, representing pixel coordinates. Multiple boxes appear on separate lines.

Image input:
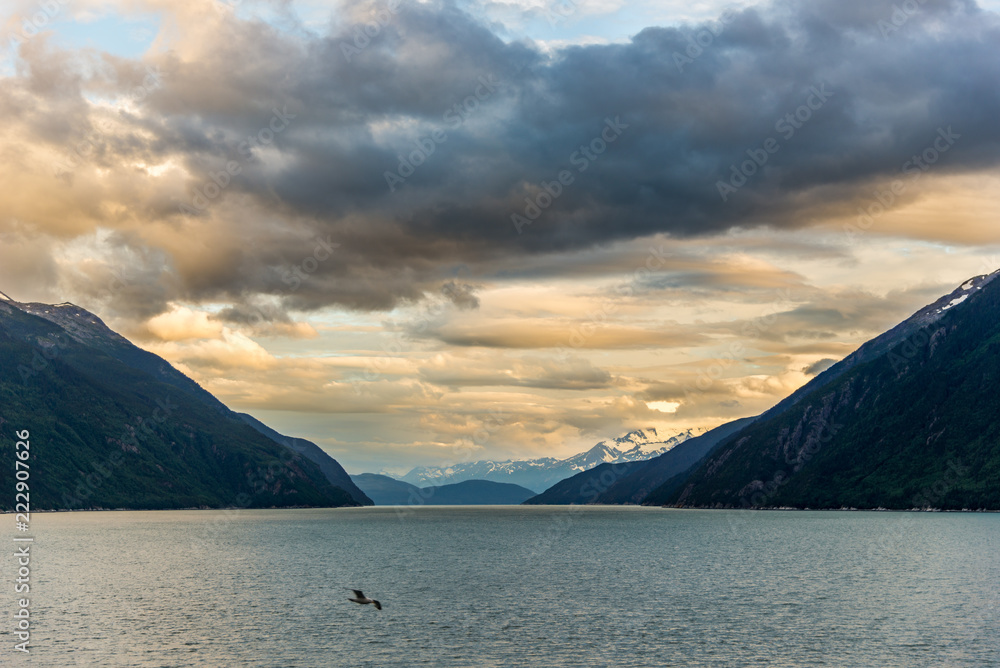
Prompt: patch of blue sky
<box><xmin>47</xmin><ymin>11</ymin><xmax>160</xmax><ymax>58</ymax></box>
<box><xmin>1</xmin><ymin>9</ymin><xmax>159</xmax><ymax>76</ymax></box>
<box><xmin>457</xmin><ymin>0</ymin><xmax>1000</xmax><ymax>47</ymax></box>
<box><xmin>454</xmin><ymin>0</ymin><xmax>753</xmax><ymax>47</ymax></box>
<box><xmin>0</xmin><ymin>54</ymin><xmax>15</xmax><ymax>78</ymax></box>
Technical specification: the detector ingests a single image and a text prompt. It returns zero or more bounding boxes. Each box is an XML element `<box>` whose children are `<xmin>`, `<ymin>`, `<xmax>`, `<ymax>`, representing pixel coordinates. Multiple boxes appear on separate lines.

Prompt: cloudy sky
<box><xmin>2</xmin><ymin>0</ymin><xmax>999</xmax><ymax>473</ymax></box>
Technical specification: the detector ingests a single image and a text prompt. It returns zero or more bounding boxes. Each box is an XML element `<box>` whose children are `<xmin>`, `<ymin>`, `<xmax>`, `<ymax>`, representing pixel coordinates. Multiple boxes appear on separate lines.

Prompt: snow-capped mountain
<box><xmin>391</xmin><ymin>428</ymin><xmax>706</xmax><ymax>493</ymax></box>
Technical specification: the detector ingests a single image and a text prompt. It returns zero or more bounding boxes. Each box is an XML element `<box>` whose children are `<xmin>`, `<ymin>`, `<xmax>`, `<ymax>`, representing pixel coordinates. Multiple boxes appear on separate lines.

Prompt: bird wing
<box><xmin>349</xmin><ymin>589</ymin><xmax>364</xmax><ymax>598</ymax></box>
<box><xmin>372</xmin><ymin>600</ymin><xmax>382</xmax><ymax>610</ymax></box>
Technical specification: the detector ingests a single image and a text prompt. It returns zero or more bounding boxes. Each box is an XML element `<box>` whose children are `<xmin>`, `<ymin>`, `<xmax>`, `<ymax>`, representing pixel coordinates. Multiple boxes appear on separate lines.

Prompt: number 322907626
<box><xmin>15</xmin><ymin>430</ymin><xmax>30</xmax><ymax>523</ymax></box>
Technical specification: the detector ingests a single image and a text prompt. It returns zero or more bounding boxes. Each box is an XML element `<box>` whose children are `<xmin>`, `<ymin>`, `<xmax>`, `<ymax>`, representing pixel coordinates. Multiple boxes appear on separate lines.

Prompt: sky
<box><xmin>1</xmin><ymin>0</ymin><xmax>999</xmax><ymax>474</ymax></box>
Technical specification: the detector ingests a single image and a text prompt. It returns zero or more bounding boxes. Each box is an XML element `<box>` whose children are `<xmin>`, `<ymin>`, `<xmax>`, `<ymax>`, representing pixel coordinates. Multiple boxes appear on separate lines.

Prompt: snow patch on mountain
<box><xmin>390</xmin><ymin>427</ymin><xmax>708</xmax><ymax>493</ymax></box>
<box><xmin>941</xmin><ymin>294</ymin><xmax>969</xmax><ymax>311</ymax></box>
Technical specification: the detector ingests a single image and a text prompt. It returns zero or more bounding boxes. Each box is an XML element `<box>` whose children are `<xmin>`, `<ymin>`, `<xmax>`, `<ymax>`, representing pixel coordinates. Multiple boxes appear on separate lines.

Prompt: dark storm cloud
<box><xmin>13</xmin><ymin>0</ymin><xmax>1000</xmax><ymax>316</ymax></box>
<box><xmin>441</xmin><ymin>281</ymin><xmax>481</xmax><ymax>309</ymax></box>
<box><xmin>214</xmin><ymin>301</ymin><xmax>293</xmax><ymax>325</ymax></box>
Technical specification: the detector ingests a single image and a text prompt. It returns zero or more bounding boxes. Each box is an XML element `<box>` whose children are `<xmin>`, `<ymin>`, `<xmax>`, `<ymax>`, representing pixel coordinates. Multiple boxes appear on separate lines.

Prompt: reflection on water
<box><xmin>5</xmin><ymin>507</ymin><xmax>999</xmax><ymax>667</ymax></box>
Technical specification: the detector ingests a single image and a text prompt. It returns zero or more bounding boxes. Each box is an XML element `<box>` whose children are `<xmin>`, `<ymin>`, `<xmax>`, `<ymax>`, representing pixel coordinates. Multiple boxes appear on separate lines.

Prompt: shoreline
<box><xmin>4</xmin><ymin>504</ymin><xmax>999</xmax><ymax>514</ymax></box>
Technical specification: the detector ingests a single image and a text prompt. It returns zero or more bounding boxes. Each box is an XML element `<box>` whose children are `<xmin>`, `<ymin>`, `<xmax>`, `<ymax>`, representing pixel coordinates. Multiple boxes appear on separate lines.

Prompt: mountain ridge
<box><xmin>649</xmin><ymin>270</ymin><xmax>1000</xmax><ymax>509</ymax></box>
<box><xmin>10</xmin><ymin>298</ymin><xmax>371</xmax><ymax>506</ymax></box>
<box><xmin>0</xmin><ymin>295</ymin><xmax>366</xmax><ymax>510</ymax></box>
<box><xmin>755</xmin><ymin>272</ymin><xmax>1000</xmax><ymax>425</ymax></box>
<box><xmin>351</xmin><ymin>474</ymin><xmax>535</xmax><ymax>505</ymax></box>
<box><xmin>393</xmin><ymin>427</ymin><xmax>704</xmax><ymax>492</ymax></box>
<box><xmin>524</xmin><ymin>271</ymin><xmax>1000</xmax><ymax>509</ymax></box>
<box><xmin>523</xmin><ymin>418</ymin><xmax>755</xmax><ymax>505</ymax></box>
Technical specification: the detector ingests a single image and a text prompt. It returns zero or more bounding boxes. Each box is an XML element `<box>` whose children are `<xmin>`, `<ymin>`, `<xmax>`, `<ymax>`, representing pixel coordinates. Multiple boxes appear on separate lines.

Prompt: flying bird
<box><xmin>347</xmin><ymin>589</ymin><xmax>382</xmax><ymax>610</ymax></box>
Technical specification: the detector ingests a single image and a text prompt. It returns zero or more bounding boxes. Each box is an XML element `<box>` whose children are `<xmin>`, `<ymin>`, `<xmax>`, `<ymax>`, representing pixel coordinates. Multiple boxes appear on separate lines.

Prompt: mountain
<box><xmin>0</xmin><ymin>295</ymin><xmax>365</xmax><ymax>510</ymax></box>
<box><xmin>521</xmin><ymin>460</ymin><xmax>648</xmax><ymax>505</ymax></box>
<box><xmin>237</xmin><ymin>413</ymin><xmax>371</xmax><ymax>505</ymax></box>
<box><xmin>2</xmin><ymin>295</ymin><xmax>371</xmax><ymax>505</ymax></box>
<box><xmin>650</xmin><ymin>271</ymin><xmax>1000</xmax><ymax>509</ymax></box>
<box><xmin>594</xmin><ymin>418</ymin><xmax>758</xmax><ymax>504</ymax></box>
<box><xmin>350</xmin><ymin>473</ymin><xmax>421</xmax><ymax>505</ymax></box>
<box><xmin>395</xmin><ymin>428</ymin><xmax>703</xmax><ymax>492</ymax></box>
<box><xmin>408</xmin><ymin>480</ymin><xmax>536</xmax><ymax>505</ymax></box>
<box><xmin>351</xmin><ymin>474</ymin><xmax>535</xmax><ymax>505</ymax></box>
<box><xmin>524</xmin><ymin>418</ymin><xmax>755</xmax><ymax>505</ymax></box>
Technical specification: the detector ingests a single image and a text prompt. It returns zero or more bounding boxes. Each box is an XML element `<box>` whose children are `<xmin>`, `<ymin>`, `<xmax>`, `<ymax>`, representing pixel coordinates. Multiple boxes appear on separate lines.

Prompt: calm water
<box><xmin>4</xmin><ymin>507</ymin><xmax>998</xmax><ymax>667</ymax></box>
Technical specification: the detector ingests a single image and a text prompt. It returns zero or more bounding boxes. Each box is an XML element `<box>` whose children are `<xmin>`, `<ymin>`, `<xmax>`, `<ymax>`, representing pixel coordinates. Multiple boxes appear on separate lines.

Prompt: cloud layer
<box><xmin>2</xmin><ymin>0</ymin><xmax>999</xmax><ymax>315</ymax></box>
<box><xmin>2</xmin><ymin>0</ymin><xmax>999</xmax><ymax>470</ymax></box>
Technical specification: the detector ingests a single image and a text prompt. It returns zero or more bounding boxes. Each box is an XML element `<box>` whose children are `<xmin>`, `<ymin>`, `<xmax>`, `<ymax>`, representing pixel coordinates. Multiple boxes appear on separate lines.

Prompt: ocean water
<box><xmin>5</xmin><ymin>506</ymin><xmax>999</xmax><ymax>667</ymax></box>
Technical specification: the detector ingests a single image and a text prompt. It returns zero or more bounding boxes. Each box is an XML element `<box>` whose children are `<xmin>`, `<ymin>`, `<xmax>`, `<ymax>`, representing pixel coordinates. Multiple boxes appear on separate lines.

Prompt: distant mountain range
<box><xmin>11</xmin><ymin>268</ymin><xmax>999</xmax><ymax>513</ymax></box>
<box><xmin>351</xmin><ymin>474</ymin><xmax>535</xmax><ymax>505</ymax></box>
<box><xmin>525</xmin><ymin>272</ymin><xmax>1000</xmax><ymax>510</ymax></box>
<box><xmin>392</xmin><ymin>428</ymin><xmax>705</xmax><ymax>492</ymax></box>
<box><xmin>523</xmin><ymin>419</ymin><xmax>754</xmax><ymax>505</ymax></box>
<box><xmin>0</xmin><ymin>294</ymin><xmax>370</xmax><ymax>510</ymax></box>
